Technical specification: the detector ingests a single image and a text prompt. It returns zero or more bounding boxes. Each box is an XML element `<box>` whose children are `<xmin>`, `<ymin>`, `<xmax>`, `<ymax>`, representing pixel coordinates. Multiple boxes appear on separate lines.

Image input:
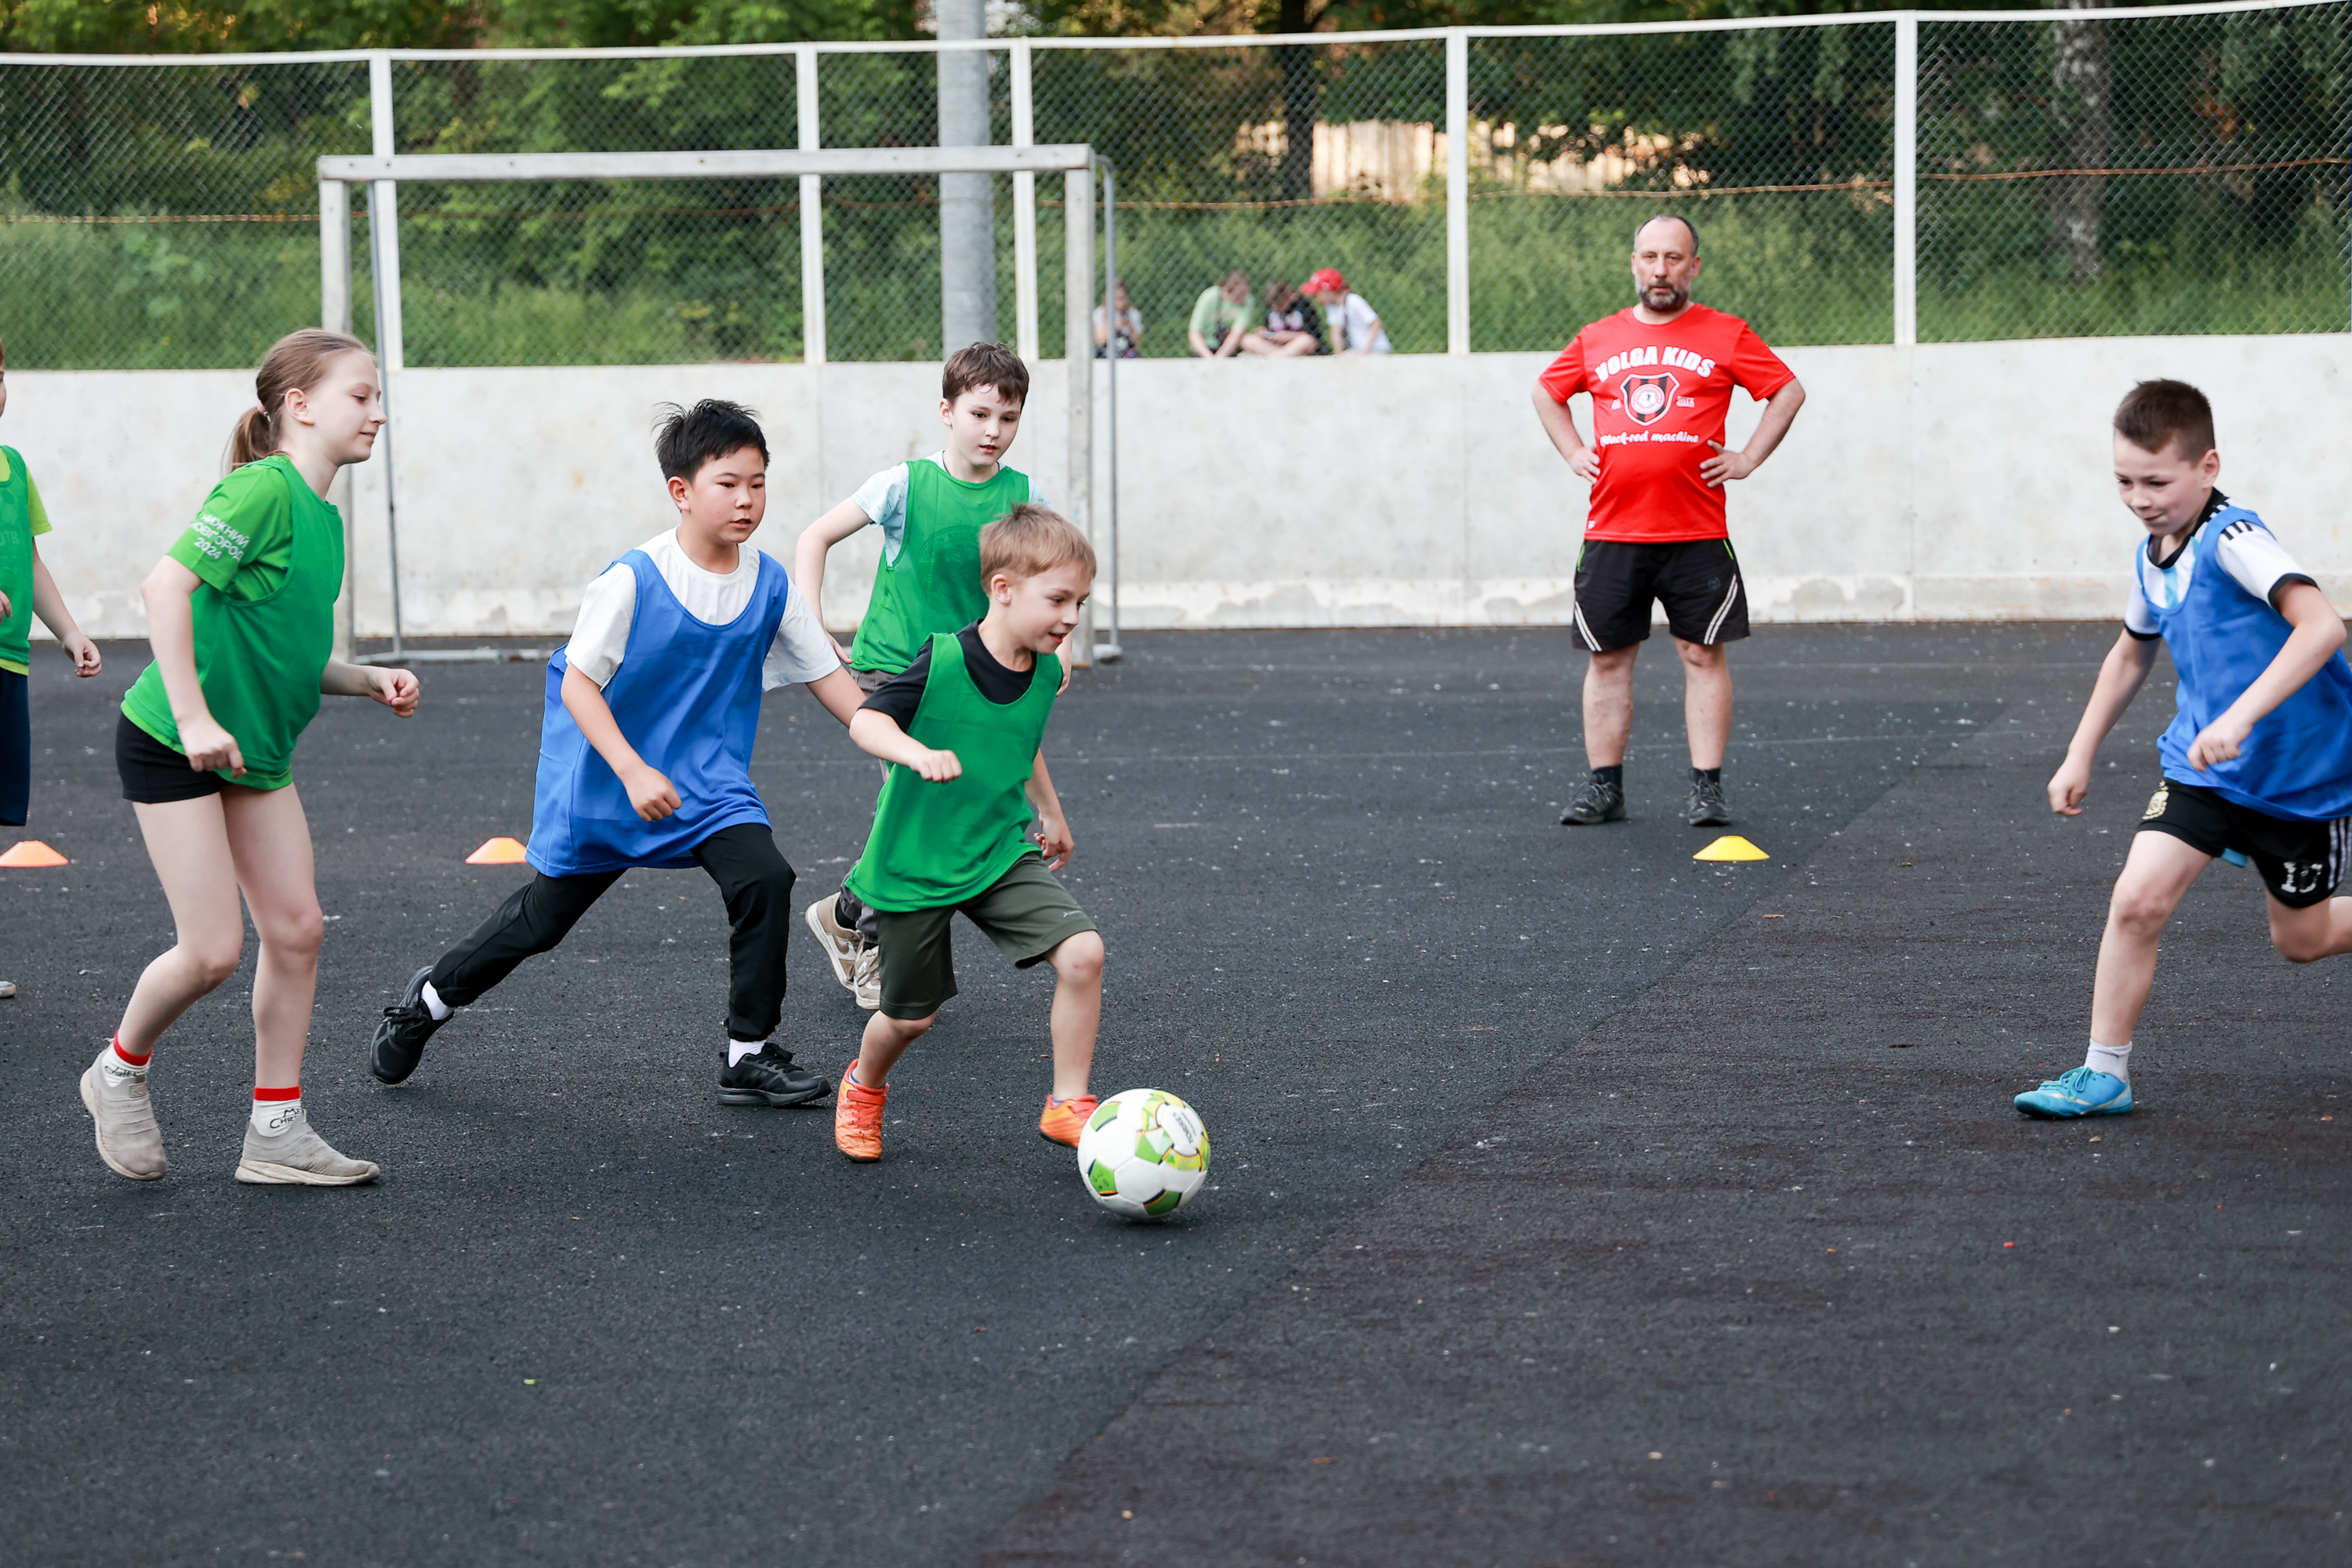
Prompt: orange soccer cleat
<box><xmin>1037</xmin><ymin>1092</ymin><xmax>1099</xmax><ymax>1149</ymax></box>
<box><xmin>834</xmin><ymin>1064</ymin><xmax>887</xmax><ymax>1162</ymax></box>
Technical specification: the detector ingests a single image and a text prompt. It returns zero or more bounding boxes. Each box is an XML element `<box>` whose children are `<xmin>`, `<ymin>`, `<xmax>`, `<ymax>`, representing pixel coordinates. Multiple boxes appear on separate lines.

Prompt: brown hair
<box><xmin>981</xmin><ymin>503</ymin><xmax>1095</xmax><ymax>586</ymax></box>
<box><xmin>229</xmin><ymin>328</ymin><xmax>372</xmax><ymax>468</ymax></box>
<box><xmin>942</xmin><ymin>341</ymin><xmax>1029</xmax><ymax>408</ymax></box>
<box><xmin>2114</xmin><ymin>379</ymin><xmax>2216</xmax><ymax>461</ymax></box>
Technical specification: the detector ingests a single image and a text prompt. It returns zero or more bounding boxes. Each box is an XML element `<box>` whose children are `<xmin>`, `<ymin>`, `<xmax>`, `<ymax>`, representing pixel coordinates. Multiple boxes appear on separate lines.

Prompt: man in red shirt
<box><xmin>1532</xmin><ymin>212</ymin><xmax>1806</xmax><ymax>829</ymax></box>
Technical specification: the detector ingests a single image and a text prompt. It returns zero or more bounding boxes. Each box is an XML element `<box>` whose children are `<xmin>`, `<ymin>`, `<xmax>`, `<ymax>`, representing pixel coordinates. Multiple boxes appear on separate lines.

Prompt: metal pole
<box><xmin>1011</xmin><ymin>39</ymin><xmax>1040</xmax><ymax>362</ymax></box>
<box><xmin>320</xmin><ymin>180</ymin><xmax>355</xmax><ymax>663</ymax></box>
<box><xmin>1098</xmin><ymin>161</ymin><xmax>1121</xmax><ymax>662</ymax></box>
<box><xmin>1064</xmin><ymin>164</ymin><xmax>1094</xmax><ymax>670</ymax></box>
<box><xmin>367</xmin><ymin>53</ymin><xmax>405</xmax><ymax>659</ymax></box>
<box><xmin>936</xmin><ymin>0</ymin><xmax>996</xmax><ymax>354</ymax></box>
<box><xmin>797</xmin><ymin>46</ymin><xmax>826</xmax><ymax>365</ymax></box>
<box><xmin>1446</xmin><ymin>27</ymin><xmax>1471</xmax><ymax>356</ymax></box>
<box><xmin>1893</xmin><ymin>14</ymin><xmax>1918</xmax><ymax>349</ymax></box>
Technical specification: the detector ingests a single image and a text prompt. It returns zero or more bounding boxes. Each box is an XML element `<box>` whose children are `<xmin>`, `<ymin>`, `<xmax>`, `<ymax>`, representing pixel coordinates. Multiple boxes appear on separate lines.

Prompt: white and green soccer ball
<box><xmin>1076</xmin><ymin>1088</ymin><xmax>1210</xmax><ymax>1221</ymax></box>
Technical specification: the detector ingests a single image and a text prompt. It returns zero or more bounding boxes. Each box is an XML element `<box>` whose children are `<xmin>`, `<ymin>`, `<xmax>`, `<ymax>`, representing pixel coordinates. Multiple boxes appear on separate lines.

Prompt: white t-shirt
<box><xmin>849</xmin><ymin>454</ymin><xmax>1051</xmax><ymax>564</ymax></box>
<box><xmin>567</xmin><ymin>530</ymin><xmax>841</xmax><ymax>691</ymax></box>
<box><xmin>2123</xmin><ymin>506</ymin><xmax>2313</xmax><ymax>637</ymax></box>
<box><xmin>1330</xmin><ymin>292</ymin><xmax>1392</xmax><ymax>354</ymax></box>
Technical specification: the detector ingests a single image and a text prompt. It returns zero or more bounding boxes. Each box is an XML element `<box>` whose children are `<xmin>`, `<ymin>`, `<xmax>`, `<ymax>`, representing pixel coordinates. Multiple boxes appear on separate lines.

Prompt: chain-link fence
<box><xmin>2</xmin><ymin>3</ymin><xmax>2346</xmax><ymax>370</ymax></box>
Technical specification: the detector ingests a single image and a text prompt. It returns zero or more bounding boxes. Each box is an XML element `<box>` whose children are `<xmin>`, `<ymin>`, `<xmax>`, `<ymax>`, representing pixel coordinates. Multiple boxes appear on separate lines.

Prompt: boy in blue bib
<box><xmin>371</xmin><ymin>401</ymin><xmax>864</xmax><ymax>1105</ymax></box>
<box><xmin>2020</xmin><ymin>379</ymin><xmax>2352</xmax><ymax>1119</ymax></box>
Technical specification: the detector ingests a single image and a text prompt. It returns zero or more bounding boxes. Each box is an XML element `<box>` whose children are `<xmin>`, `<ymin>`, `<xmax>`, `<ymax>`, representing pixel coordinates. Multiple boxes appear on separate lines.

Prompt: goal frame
<box><xmin>316</xmin><ymin>144</ymin><xmax>1109</xmax><ymax>665</ymax></box>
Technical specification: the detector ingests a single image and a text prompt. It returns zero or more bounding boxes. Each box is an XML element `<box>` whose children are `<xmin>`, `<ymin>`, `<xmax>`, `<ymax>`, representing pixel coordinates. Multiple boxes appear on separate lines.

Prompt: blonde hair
<box><xmin>230</xmin><ymin>328</ymin><xmax>372</xmax><ymax>468</ymax></box>
<box><xmin>981</xmin><ymin>503</ymin><xmax>1096</xmax><ymax>585</ymax></box>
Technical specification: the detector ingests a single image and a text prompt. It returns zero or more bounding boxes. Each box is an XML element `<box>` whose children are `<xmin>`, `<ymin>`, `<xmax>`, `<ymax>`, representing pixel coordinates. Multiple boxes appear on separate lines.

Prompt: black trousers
<box><xmin>428</xmin><ymin>823</ymin><xmax>797</xmax><ymax>1041</ymax></box>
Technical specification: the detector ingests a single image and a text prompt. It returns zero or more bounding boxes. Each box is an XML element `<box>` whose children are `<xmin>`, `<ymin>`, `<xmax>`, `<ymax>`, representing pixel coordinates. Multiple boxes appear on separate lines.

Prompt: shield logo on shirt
<box><xmin>1618</xmin><ymin>372</ymin><xmax>1680</xmax><ymax>427</ymax></box>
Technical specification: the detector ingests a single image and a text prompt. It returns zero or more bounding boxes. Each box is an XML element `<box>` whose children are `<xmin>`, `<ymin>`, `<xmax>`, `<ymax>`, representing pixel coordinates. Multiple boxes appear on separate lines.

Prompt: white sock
<box><xmin>728</xmin><ymin>1038</ymin><xmax>768</xmax><ymax>1067</ymax></box>
<box><xmin>251</xmin><ymin>1094</ymin><xmax>304</xmax><ymax>1136</ymax></box>
<box><xmin>2085</xmin><ymin>1038</ymin><xmax>2132</xmax><ymax>1082</ymax></box>
<box><xmin>420</xmin><ymin>981</ymin><xmax>453</xmax><ymax>1022</ymax></box>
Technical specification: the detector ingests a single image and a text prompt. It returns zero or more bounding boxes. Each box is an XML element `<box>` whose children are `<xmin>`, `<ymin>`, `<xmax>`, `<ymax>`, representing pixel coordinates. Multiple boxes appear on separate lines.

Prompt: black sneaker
<box><xmin>1685</xmin><ymin>777</ymin><xmax>1732</xmax><ymax>826</ymax></box>
<box><xmin>719</xmin><ymin>1044</ymin><xmax>831</xmax><ymax>1107</ymax></box>
<box><xmin>1559</xmin><ymin>777</ymin><xmax>1627</xmax><ymax>826</ymax></box>
<box><xmin>371</xmin><ymin>966</ymin><xmax>447</xmax><ymax>1086</ymax></box>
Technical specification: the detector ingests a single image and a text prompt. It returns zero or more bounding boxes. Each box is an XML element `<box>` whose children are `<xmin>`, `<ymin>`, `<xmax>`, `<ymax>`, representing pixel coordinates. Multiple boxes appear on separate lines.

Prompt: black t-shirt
<box><xmin>858</xmin><ymin>624</ymin><xmax>1035</xmax><ymax>727</ymax></box>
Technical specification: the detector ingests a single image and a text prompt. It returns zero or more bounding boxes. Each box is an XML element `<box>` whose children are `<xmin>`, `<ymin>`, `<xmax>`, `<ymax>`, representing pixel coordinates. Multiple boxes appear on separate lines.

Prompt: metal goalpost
<box><xmin>315</xmin><ymin>143</ymin><xmax>1114</xmax><ymax>666</ymax></box>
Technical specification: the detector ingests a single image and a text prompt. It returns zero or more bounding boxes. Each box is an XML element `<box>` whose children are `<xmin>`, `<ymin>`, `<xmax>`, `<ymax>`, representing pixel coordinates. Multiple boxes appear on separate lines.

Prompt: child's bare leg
<box><xmin>118</xmin><ymin>796</ymin><xmax>246</xmax><ymax>1054</ymax></box>
<box><xmin>856</xmin><ymin>1009</ymin><xmax>933</xmax><ymax>1086</ymax></box>
<box><xmin>2264</xmin><ymin>892</ymin><xmax>2352</xmax><ymax>964</ymax></box>
<box><xmin>1047</xmin><ymin>931</ymin><xmax>1104</xmax><ymax>1100</ymax></box>
<box><xmin>222</xmin><ymin>786</ymin><xmax>324</xmax><ymax>1090</ymax></box>
<box><xmin>2089</xmin><ymin>832</ymin><xmax>2212</xmax><ymax>1047</ymax></box>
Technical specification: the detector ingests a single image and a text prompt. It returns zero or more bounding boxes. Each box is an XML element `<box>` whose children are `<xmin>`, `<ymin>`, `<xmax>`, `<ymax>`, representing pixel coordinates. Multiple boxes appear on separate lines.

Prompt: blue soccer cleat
<box><xmin>2013</xmin><ymin>1066</ymin><xmax>2133</xmax><ymax>1119</ymax></box>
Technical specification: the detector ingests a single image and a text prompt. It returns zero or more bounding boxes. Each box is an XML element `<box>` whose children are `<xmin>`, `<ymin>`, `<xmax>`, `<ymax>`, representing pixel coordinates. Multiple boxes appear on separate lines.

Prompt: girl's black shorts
<box><xmin>116</xmin><ymin>712</ymin><xmax>223</xmax><ymax>804</ymax></box>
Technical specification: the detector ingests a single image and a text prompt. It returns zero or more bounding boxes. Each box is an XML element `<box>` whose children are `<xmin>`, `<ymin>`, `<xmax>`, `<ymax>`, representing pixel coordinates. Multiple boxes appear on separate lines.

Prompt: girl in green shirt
<box><xmin>82</xmin><ymin>329</ymin><xmax>419</xmax><ymax>1189</ymax></box>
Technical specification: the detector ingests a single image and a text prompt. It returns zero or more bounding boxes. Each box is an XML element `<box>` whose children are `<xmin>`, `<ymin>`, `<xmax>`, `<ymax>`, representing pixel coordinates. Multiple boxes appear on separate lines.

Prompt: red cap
<box><xmin>1305</xmin><ymin>267</ymin><xmax>1346</xmax><ymax>295</ymax></box>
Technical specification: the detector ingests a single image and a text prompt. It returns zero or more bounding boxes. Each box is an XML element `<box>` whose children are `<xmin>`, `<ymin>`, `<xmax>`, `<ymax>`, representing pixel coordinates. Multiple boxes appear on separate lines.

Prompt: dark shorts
<box><xmin>870</xmin><ymin>853</ymin><xmax>1097</xmax><ymax>1020</ymax></box>
<box><xmin>850</xmin><ymin>667</ymin><xmax>896</xmax><ymax>696</ymax></box>
<box><xmin>2136</xmin><ymin>776</ymin><xmax>2348</xmax><ymax>909</ymax></box>
<box><xmin>1573</xmin><ymin>539</ymin><xmax>1749</xmax><ymax>653</ymax></box>
<box><xmin>0</xmin><ymin>667</ymin><xmax>27</xmax><ymax>827</ymax></box>
<box><xmin>116</xmin><ymin>712</ymin><xmax>224</xmax><ymax>805</ymax></box>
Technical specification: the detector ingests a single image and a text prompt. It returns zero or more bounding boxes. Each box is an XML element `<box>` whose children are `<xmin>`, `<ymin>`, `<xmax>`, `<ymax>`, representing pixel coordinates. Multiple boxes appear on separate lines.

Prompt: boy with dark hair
<box><xmin>793</xmin><ymin>341</ymin><xmax>1054</xmax><ymax>1009</ymax></box>
<box><xmin>831</xmin><ymin>503</ymin><xmax>1102</xmax><ymax>1163</ymax></box>
<box><xmin>371</xmin><ymin>399</ymin><xmax>865</xmax><ymax>1105</ymax></box>
<box><xmin>2019</xmin><ymin>379</ymin><xmax>2352</xmax><ymax>1118</ymax></box>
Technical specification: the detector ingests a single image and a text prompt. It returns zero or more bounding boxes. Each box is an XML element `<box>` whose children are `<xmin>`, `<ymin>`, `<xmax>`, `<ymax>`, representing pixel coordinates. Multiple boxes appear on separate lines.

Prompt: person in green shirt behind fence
<box><xmin>1188</xmin><ymin>269</ymin><xmax>1254</xmax><ymax>359</ymax></box>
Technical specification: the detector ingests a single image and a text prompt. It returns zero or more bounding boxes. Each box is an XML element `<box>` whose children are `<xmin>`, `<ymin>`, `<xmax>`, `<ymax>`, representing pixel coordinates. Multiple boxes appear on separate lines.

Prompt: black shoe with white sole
<box><xmin>372</xmin><ymin>966</ymin><xmax>447</xmax><ymax>1086</ymax></box>
<box><xmin>1685</xmin><ymin>776</ymin><xmax>1733</xmax><ymax>826</ymax></box>
<box><xmin>719</xmin><ymin>1044</ymin><xmax>832</xmax><ymax>1106</ymax></box>
<box><xmin>1559</xmin><ymin>777</ymin><xmax>1627</xmax><ymax>826</ymax></box>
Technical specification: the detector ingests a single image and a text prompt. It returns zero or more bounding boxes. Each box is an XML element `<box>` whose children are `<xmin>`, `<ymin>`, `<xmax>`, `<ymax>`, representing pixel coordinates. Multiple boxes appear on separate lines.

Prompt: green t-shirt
<box><xmin>0</xmin><ymin>447</ymin><xmax>55</xmax><ymax>676</ymax></box>
<box><xmin>1188</xmin><ymin>286</ymin><xmax>1253</xmax><ymax>342</ymax></box>
<box><xmin>120</xmin><ymin>457</ymin><xmax>343</xmax><ymax>791</ymax></box>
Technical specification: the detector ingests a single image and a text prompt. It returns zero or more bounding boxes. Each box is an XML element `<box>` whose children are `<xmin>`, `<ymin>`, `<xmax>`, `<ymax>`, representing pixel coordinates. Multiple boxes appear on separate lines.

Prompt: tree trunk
<box><xmin>1275</xmin><ymin>0</ymin><xmax>1318</xmax><ymax>202</ymax></box>
<box><xmin>2042</xmin><ymin>0</ymin><xmax>2112</xmax><ymax>285</ymax></box>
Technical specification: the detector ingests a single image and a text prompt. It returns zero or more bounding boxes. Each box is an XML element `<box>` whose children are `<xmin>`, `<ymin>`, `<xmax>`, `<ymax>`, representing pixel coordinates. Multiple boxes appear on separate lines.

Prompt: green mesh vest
<box><xmin>0</xmin><ymin>448</ymin><xmax>35</xmax><ymax>675</ymax></box>
<box><xmin>847</xmin><ymin>632</ymin><xmax>1061</xmax><ymax>911</ymax></box>
<box><xmin>849</xmin><ymin>460</ymin><xmax>1029</xmax><ymax>675</ymax></box>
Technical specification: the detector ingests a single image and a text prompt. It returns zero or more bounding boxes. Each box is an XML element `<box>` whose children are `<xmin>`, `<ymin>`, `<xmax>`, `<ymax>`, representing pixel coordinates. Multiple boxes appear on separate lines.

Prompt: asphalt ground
<box><xmin>2</xmin><ymin>625</ymin><xmax>2342</xmax><ymax>1566</ymax></box>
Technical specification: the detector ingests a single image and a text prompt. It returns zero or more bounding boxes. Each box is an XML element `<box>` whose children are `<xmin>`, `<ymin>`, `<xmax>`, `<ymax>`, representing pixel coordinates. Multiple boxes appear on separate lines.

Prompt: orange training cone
<box><xmin>465</xmin><ymin>836</ymin><xmax>530</xmax><ymax>866</ymax></box>
<box><xmin>0</xmin><ymin>839</ymin><xmax>68</xmax><ymax>867</ymax></box>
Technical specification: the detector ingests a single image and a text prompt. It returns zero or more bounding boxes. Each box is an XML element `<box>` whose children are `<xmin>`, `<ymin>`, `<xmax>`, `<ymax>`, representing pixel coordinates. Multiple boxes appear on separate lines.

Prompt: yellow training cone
<box><xmin>1693</xmin><ymin>835</ymin><xmax>1769</xmax><ymax>862</ymax></box>
<box><xmin>465</xmin><ymin>836</ymin><xmax>530</xmax><ymax>865</ymax></box>
<box><xmin>0</xmin><ymin>839</ymin><xmax>68</xmax><ymax>867</ymax></box>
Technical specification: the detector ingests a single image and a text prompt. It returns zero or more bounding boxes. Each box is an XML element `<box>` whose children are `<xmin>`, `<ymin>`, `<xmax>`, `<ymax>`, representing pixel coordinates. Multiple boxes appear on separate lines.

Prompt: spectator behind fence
<box><xmin>1093</xmin><ymin>278</ymin><xmax>1142</xmax><ymax>358</ymax></box>
<box><xmin>1188</xmin><ymin>270</ymin><xmax>1254</xmax><ymax>359</ymax></box>
<box><xmin>1305</xmin><ymin>268</ymin><xmax>1391</xmax><ymax>354</ymax></box>
<box><xmin>1243</xmin><ymin>279</ymin><xmax>1323</xmax><ymax>358</ymax></box>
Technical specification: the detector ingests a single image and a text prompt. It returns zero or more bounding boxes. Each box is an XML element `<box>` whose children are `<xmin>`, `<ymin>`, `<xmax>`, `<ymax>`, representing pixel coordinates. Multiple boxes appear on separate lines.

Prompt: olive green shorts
<box><xmin>871</xmin><ymin>854</ymin><xmax>1097</xmax><ymax>1020</ymax></box>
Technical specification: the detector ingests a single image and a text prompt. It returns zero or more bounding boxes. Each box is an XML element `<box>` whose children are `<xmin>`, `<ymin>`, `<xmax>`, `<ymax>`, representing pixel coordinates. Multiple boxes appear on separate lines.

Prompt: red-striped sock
<box><xmin>251</xmin><ymin>1085</ymin><xmax>302</xmax><ymax>1136</ymax></box>
<box><xmin>111</xmin><ymin>1036</ymin><xmax>151</xmax><ymax>1069</ymax></box>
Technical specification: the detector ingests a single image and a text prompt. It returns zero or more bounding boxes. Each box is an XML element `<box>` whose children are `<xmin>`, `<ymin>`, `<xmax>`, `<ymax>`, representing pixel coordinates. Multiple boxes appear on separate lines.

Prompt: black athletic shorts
<box><xmin>116</xmin><ymin>712</ymin><xmax>224</xmax><ymax>804</ymax></box>
<box><xmin>2136</xmin><ymin>775</ymin><xmax>2349</xmax><ymax>909</ymax></box>
<box><xmin>1573</xmin><ymin>539</ymin><xmax>1749</xmax><ymax>653</ymax></box>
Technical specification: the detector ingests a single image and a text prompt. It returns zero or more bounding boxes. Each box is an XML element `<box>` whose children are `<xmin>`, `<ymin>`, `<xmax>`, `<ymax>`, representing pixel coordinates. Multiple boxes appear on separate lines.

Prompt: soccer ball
<box><xmin>1076</xmin><ymin>1089</ymin><xmax>1210</xmax><ymax>1221</ymax></box>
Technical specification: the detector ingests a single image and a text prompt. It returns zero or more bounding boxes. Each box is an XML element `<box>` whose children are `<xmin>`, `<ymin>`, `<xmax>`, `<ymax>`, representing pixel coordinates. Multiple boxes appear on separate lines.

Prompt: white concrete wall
<box><xmin>11</xmin><ymin>334</ymin><xmax>2347</xmax><ymax>641</ymax></box>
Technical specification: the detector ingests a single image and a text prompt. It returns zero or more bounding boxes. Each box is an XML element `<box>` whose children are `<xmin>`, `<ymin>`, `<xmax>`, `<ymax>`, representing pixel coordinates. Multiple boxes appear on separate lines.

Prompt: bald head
<box><xmin>1633</xmin><ymin>212</ymin><xmax>1698</xmax><ymax>254</ymax></box>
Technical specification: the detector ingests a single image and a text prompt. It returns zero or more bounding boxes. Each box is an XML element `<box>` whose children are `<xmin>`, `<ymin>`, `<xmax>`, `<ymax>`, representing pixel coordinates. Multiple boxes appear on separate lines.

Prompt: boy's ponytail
<box><xmin>227</xmin><ymin>328</ymin><xmax>372</xmax><ymax>470</ymax></box>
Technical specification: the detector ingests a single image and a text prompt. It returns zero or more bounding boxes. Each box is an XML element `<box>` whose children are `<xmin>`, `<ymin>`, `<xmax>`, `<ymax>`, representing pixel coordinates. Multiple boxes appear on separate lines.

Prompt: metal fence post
<box><xmin>798</xmin><ymin>46</ymin><xmax>826</xmax><ymax>366</ymax></box>
<box><xmin>1064</xmin><ymin>164</ymin><xmax>1094</xmax><ymax>669</ymax></box>
<box><xmin>1446</xmin><ymin>27</ymin><xmax>1471</xmax><ymax>357</ymax></box>
<box><xmin>365</xmin><ymin>52</ymin><xmax>406</xmax><ymax>657</ymax></box>
<box><xmin>1893</xmin><ymin>13</ymin><xmax>1918</xmax><ymax>349</ymax></box>
<box><xmin>1011</xmin><ymin>40</ymin><xmax>1040</xmax><ymax>361</ymax></box>
<box><xmin>320</xmin><ymin>178</ymin><xmax>354</xmax><ymax>660</ymax></box>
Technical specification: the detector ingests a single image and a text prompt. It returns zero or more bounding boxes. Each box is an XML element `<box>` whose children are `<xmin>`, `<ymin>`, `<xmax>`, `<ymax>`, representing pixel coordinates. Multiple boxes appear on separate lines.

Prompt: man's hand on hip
<box><xmin>1700</xmin><ymin>441</ymin><xmax>1758</xmax><ymax>487</ymax></box>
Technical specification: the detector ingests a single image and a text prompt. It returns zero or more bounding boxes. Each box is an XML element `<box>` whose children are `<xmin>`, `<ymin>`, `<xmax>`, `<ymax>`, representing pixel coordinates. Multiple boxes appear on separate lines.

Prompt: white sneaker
<box><xmin>804</xmin><ymin>895</ymin><xmax>864</xmax><ymax>992</ymax></box>
<box><xmin>850</xmin><ymin>942</ymin><xmax>881</xmax><ymax>1011</ymax></box>
<box><xmin>80</xmin><ymin>1044</ymin><xmax>167</xmax><ymax>1181</ymax></box>
<box><xmin>235</xmin><ymin>1102</ymin><xmax>379</xmax><ymax>1186</ymax></box>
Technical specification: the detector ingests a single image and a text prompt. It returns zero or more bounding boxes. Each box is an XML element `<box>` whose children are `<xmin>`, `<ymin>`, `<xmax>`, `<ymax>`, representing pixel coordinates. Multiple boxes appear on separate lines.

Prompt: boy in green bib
<box><xmin>793</xmin><ymin>342</ymin><xmax>1051</xmax><ymax>1010</ymax></box>
<box><xmin>830</xmin><ymin>504</ymin><xmax>1102</xmax><ymax>1163</ymax></box>
<box><xmin>0</xmin><ymin>334</ymin><xmax>105</xmax><ymax>1000</ymax></box>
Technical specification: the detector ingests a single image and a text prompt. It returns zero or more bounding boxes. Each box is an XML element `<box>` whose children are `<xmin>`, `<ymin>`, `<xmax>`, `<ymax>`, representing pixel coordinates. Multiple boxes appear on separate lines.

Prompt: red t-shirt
<box><xmin>1537</xmin><ymin>304</ymin><xmax>1795</xmax><ymax>543</ymax></box>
